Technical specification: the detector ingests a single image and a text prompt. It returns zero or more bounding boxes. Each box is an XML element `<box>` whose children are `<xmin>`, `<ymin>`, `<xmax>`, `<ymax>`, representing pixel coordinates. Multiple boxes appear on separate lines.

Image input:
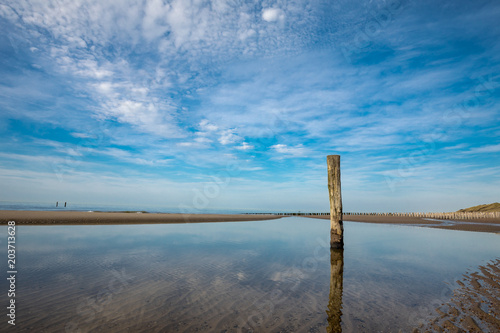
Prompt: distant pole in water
<box><xmin>327</xmin><ymin>155</ymin><xmax>343</xmax><ymax>249</ymax></box>
<box><xmin>56</xmin><ymin>201</ymin><xmax>58</xmax><ymax>207</ymax></box>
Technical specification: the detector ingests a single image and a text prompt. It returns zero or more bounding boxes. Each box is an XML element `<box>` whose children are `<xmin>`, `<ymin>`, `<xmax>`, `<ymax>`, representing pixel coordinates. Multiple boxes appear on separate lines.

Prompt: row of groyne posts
<box><xmin>243</xmin><ymin>211</ymin><xmax>500</xmax><ymax>219</ymax></box>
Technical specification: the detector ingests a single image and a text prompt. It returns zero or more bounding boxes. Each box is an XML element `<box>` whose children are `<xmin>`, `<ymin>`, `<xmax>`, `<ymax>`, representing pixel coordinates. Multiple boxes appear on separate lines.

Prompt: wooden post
<box><xmin>327</xmin><ymin>155</ymin><xmax>343</xmax><ymax>249</ymax></box>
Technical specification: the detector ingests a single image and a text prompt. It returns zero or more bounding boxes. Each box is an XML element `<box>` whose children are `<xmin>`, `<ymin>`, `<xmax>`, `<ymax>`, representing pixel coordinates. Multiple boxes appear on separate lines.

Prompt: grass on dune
<box><xmin>458</xmin><ymin>202</ymin><xmax>500</xmax><ymax>212</ymax></box>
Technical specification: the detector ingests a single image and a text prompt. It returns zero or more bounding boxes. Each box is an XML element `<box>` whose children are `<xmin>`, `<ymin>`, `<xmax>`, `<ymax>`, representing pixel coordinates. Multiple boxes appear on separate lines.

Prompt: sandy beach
<box><xmin>0</xmin><ymin>210</ymin><xmax>283</xmax><ymax>225</ymax></box>
<box><xmin>309</xmin><ymin>214</ymin><xmax>500</xmax><ymax>233</ymax></box>
<box><xmin>2</xmin><ymin>211</ymin><xmax>500</xmax><ymax>233</ymax></box>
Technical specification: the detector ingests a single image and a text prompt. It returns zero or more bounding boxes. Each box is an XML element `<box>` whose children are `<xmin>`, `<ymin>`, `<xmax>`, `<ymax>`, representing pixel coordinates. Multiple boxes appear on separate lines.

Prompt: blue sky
<box><xmin>0</xmin><ymin>0</ymin><xmax>499</xmax><ymax>213</ymax></box>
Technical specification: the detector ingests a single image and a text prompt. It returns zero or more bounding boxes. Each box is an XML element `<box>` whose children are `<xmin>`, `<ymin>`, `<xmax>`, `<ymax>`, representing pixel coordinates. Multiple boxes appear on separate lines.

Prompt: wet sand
<box><xmin>308</xmin><ymin>214</ymin><xmax>500</xmax><ymax>233</ymax></box>
<box><xmin>417</xmin><ymin>258</ymin><xmax>500</xmax><ymax>332</ymax></box>
<box><xmin>0</xmin><ymin>210</ymin><xmax>283</xmax><ymax>225</ymax></box>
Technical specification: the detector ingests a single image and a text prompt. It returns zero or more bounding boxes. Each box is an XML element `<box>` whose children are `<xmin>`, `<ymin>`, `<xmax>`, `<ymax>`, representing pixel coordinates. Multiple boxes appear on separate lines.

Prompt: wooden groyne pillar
<box><xmin>327</xmin><ymin>155</ymin><xmax>343</xmax><ymax>249</ymax></box>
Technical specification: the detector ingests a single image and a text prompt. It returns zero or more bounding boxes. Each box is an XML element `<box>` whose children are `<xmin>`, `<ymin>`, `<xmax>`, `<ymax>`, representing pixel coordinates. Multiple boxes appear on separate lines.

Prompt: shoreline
<box><xmin>0</xmin><ymin>210</ymin><xmax>283</xmax><ymax>225</ymax></box>
<box><xmin>1</xmin><ymin>210</ymin><xmax>499</xmax><ymax>233</ymax></box>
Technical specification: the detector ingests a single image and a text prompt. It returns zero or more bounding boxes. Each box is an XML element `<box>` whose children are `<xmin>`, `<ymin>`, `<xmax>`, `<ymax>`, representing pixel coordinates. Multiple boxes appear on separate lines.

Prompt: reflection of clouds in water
<box><xmin>239</xmin><ymin>249</ymin><xmax>259</xmax><ymax>257</ymax></box>
<box><xmin>11</xmin><ymin>217</ymin><xmax>500</xmax><ymax>332</ymax></box>
<box><xmin>23</xmin><ymin>252</ymin><xmax>75</xmax><ymax>271</ymax></box>
<box><xmin>270</xmin><ymin>271</ymin><xmax>283</xmax><ymax>282</ymax></box>
<box><xmin>19</xmin><ymin>220</ymin><xmax>317</xmax><ymax>252</ymax></box>
<box><xmin>212</xmin><ymin>277</ymin><xmax>226</xmax><ymax>288</ymax></box>
<box><xmin>17</xmin><ymin>220</ymin><xmax>332</xmax><ymax>270</ymax></box>
<box><xmin>55</xmin><ymin>273</ymin><xmax>76</xmax><ymax>282</ymax></box>
<box><xmin>100</xmin><ymin>254</ymin><xmax>126</xmax><ymax>267</ymax></box>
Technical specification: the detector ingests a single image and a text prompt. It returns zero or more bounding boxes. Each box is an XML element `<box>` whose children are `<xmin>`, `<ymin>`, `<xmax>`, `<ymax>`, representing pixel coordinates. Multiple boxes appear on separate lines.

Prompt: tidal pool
<box><xmin>2</xmin><ymin>217</ymin><xmax>499</xmax><ymax>332</ymax></box>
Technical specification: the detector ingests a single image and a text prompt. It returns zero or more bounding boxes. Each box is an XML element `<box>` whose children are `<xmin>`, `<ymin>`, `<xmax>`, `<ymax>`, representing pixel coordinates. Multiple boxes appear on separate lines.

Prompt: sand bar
<box><xmin>0</xmin><ymin>210</ymin><xmax>283</xmax><ymax>225</ymax></box>
<box><xmin>309</xmin><ymin>214</ymin><xmax>500</xmax><ymax>233</ymax></box>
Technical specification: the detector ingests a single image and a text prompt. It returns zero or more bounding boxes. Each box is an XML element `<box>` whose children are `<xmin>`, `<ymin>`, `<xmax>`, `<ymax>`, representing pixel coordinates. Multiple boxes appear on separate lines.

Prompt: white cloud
<box><xmin>194</xmin><ymin>136</ymin><xmax>213</xmax><ymax>144</ymax></box>
<box><xmin>102</xmin><ymin>99</ymin><xmax>182</xmax><ymax>138</ymax></box>
<box><xmin>71</xmin><ymin>132</ymin><xmax>94</xmax><ymax>139</ymax></box>
<box><xmin>75</xmin><ymin>60</ymin><xmax>113</xmax><ymax>79</ymax></box>
<box><xmin>199</xmin><ymin>119</ymin><xmax>218</xmax><ymax>132</ymax></box>
<box><xmin>465</xmin><ymin>143</ymin><xmax>500</xmax><ymax>154</ymax></box>
<box><xmin>177</xmin><ymin>142</ymin><xmax>195</xmax><ymax>147</ymax></box>
<box><xmin>238</xmin><ymin>28</ymin><xmax>256</xmax><ymax>41</ymax></box>
<box><xmin>94</xmin><ymin>82</ymin><xmax>116</xmax><ymax>96</ymax></box>
<box><xmin>94</xmin><ymin>147</ymin><xmax>170</xmax><ymax>166</ymax></box>
<box><xmin>262</xmin><ymin>8</ymin><xmax>285</xmax><ymax>22</ymax></box>
<box><xmin>0</xmin><ymin>151</ymin><xmax>97</xmax><ymax>171</ymax></box>
<box><xmin>218</xmin><ymin>129</ymin><xmax>241</xmax><ymax>145</ymax></box>
<box><xmin>270</xmin><ymin>144</ymin><xmax>308</xmax><ymax>157</ymax></box>
<box><xmin>235</xmin><ymin>142</ymin><xmax>254</xmax><ymax>150</ymax></box>
<box><xmin>0</xmin><ymin>4</ymin><xmax>18</xmax><ymax>21</ymax></box>
<box><xmin>442</xmin><ymin>143</ymin><xmax>469</xmax><ymax>150</ymax></box>
<box><xmin>142</xmin><ymin>0</ymin><xmax>170</xmax><ymax>41</ymax></box>
<box><xmin>239</xmin><ymin>166</ymin><xmax>263</xmax><ymax>171</ymax></box>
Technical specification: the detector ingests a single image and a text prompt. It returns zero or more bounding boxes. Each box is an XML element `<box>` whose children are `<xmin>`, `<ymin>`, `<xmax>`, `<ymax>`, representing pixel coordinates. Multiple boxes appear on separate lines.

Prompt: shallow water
<box><xmin>1</xmin><ymin>217</ymin><xmax>499</xmax><ymax>332</ymax></box>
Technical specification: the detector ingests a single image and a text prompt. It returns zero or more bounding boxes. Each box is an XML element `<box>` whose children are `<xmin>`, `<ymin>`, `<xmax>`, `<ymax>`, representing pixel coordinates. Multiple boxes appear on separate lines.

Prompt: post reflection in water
<box><xmin>326</xmin><ymin>248</ymin><xmax>344</xmax><ymax>333</ymax></box>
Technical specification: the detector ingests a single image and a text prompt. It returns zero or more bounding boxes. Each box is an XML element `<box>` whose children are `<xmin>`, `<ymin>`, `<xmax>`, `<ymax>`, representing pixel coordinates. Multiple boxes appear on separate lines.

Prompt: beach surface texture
<box><xmin>418</xmin><ymin>258</ymin><xmax>500</xmax><ymax>332</ymax></box>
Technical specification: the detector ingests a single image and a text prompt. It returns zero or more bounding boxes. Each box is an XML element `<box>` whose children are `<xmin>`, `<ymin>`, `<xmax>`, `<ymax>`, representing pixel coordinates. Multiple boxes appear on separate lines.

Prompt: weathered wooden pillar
<box><xmin>327</xmin><ymin>155</ymin><xmax>343</xmax><ymax>249</ymax></box>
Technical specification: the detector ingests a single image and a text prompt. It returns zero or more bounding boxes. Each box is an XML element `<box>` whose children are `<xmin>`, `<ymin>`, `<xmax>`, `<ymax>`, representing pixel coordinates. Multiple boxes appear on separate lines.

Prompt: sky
<box><xmin>0</xmin><ymin>0</ymin><xmax>499</xmax><ymax>213</ymax></box>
